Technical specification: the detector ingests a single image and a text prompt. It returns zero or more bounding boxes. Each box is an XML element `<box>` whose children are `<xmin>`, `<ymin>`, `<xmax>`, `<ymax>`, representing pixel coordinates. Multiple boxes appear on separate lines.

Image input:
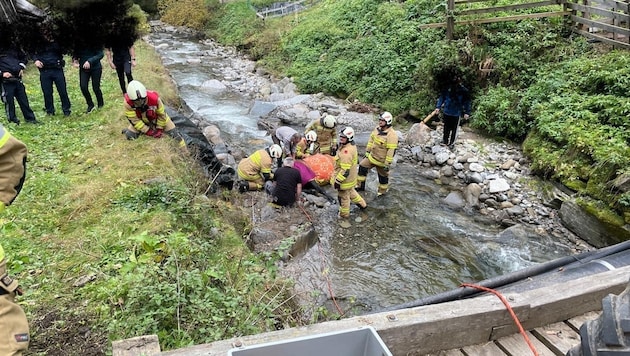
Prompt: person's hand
<box><xmin>34</xmin><ymin>60</ymin><xmax>43</xmax><ymax>69</ymax></box>
<box><xmin>72</xmin><ymin>60</ymin><xmax>79</xmax><ymax>68</ymax></box>
<box><xmin>433</xmin><ymin>108</ymin><xmax>440</xmax><ymax>115</ymax></box>
<box><xmin>2</xmin><ymin>72</ymin><xmax>11</xmax><ymax>79</ymax></box>
<box><xmin>330</xmin><ymin>147</ymin><xmax>337</xmax><ymax>156</ymax></box>
<box><xmin>464</xmin><ymin>114</ymin><xmax>470</xmax><ymax>121</ymax></box>
<box><xmin>108</xmin><ymin>61</ymin><xmax>116</xmax><ymax>69</ymax></box>
<box><xmin>153</xmin><ymin>129</ymin><xmax>164</xmax><ymax>138</ymax></box>
<box><xmin>383</xmin><ymin>165</ymin><xmax>390</xmax><ymax>172</ymax></box>
<box><xmin>145</xmin><ymin>128</ymin><xmax>157</xmax><ymax>137</ymax></box>
<box><xmin>334</xmin><ymin>180</ymin><xmax>341</xmax><ymax>190</ymax></box>
<box><xmin>82</xmin><ymin>61</ymin><xmax>91</xmax><ymax>70</ymax></box>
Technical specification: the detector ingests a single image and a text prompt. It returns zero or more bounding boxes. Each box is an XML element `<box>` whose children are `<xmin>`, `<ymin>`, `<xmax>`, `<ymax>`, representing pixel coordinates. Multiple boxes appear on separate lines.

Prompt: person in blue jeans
<box><xmin>0</xmin><ymin>46</ymin><xmax>38</xmax><ymax>125</ymax></box>
<box><xmin>33</xmin><ymin>30</ymin><xmax>72</xmax><ymax>117</ymax></box>
<box><xmin>72</xmin><ymin>47</ymin><xmax>104</xmax><ymax>114</ymax></box>
<box><xmin>433</xmin><ymin>75</ymin><xmax>471</xmax><ymax>149</ymax></box>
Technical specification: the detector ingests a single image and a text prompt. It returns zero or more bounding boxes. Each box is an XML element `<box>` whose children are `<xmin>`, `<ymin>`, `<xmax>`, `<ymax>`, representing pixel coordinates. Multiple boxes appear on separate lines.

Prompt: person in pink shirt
<box><xmin>293</xmin><ymin>159</ymin><xmax>335</xmax><ymax>203</ymax></box>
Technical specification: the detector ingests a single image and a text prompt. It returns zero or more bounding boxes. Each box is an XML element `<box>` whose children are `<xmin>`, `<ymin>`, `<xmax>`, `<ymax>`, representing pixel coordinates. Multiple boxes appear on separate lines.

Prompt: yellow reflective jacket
<box><xmin>366</xmin><ymin>125</ymin><xmax>398</xmax><ymax>167</ymax></box>
<box><xmin>332</xmin><ymin>142</ymin><xmax>358</xmax><ymax>190</ymax></box>
<box><xmin>305</xmin><ymin>120</ymin><xmax>337</xmax><ymax>154</ymax></box>
<box><xmin>124</xmin><ymin>91</ymin><xmax>171</xmax><ymax>133</ymax></box>
<box><xmin>237</xmin><ymin>148</ymin><xmax>274</xmax><ymax>180</ymax></box>
<box><xmin>0</xmin><ymin>124</ymin><xmax>27</xmax><ymax>210</ymax></box>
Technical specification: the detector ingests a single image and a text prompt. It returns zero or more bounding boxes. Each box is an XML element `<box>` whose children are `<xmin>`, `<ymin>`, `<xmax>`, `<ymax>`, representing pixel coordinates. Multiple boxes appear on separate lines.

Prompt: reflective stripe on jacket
<box><xmin>124</xmin><ymin>91</ymin><xmax>170</xmax><ymax>132</ymax></box>
<box><xmin>237</xmin><ymin>149</ymin><xmax>273</xmax><ymax>180</ymax></box>
<box><xmin>366</xmin><ymin>126</ymin><xmax>398</xmax><ymax>166</ymax></box>
<box><xmin>333</xmin><ymin>142</ymin><xmax>358</xmax><ymax>190</ymax></box>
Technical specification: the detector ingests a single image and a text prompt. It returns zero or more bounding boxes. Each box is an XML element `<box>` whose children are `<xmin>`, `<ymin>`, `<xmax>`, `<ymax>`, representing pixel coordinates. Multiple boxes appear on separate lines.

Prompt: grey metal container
<box><xmin>227</xmin><ymin>326</ymin><xmax>392</xmax><ymax>356</ymax></box>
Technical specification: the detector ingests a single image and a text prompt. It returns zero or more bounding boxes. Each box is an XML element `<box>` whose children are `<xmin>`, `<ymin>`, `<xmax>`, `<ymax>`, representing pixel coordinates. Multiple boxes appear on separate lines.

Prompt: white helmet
<box><xmin>268</xmin><ymin>144</ymin><xmax>282</xmax><ymax>158</ymax></box>
<box><xmin>305</xmin><ymin>130</ymin><xmax>317</xmax><ymax>142</ymax></box>
<box><xmin>127</xmin><ymin>80</ymin><xmax>147</xmax><ymax>100</ymax></box>
<box><xmin>339</xmin><ymin>126</ymin><xmax>355</xmax><ymax>142</ymax></box>
<box><xmin>380</xmin><ymin>112</ymin><xmax>393</xmax><ymax>126</ymax></box>
<box><xmin>322</xmin><ymin>115</ymin><xmax>337</xmax><ymax>129</ymax></box>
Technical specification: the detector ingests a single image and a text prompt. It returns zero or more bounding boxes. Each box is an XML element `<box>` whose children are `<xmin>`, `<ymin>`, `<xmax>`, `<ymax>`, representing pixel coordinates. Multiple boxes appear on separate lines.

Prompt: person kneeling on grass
<box><xmin>121</xmin><ymin>80</ymin><xmax>180</xmax><ymax>141</ymax></box>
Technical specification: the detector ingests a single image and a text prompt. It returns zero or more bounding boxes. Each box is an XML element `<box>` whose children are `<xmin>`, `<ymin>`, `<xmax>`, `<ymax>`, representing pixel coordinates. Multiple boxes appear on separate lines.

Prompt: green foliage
<box><xmin>471</xmin><ymin>85</ymin><xmax>532</xmax><ymax>140</ymax></box>
<box><xmin>206</xmin><ymin>1</ymin><xmax>262</xmax><ymax>46</ymax></box>
<box><xmin>158</xmin><ymin>0</ymin><xmax>211</xmax><ymax>30</ymax></box>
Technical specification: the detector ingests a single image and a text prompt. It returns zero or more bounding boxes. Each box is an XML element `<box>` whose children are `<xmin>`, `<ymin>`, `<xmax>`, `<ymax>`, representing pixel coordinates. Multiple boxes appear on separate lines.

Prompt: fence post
<box><xmin>447</xmin><ymin>0</ymin><xmax>455</xmax><ymax>40</ymax></box>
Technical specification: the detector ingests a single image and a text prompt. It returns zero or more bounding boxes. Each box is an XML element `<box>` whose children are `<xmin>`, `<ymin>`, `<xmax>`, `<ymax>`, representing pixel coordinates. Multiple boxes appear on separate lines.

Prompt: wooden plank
<box><xmin>531</xmin><ymin>322</ymin><xmax>581</xmax><ymax>355</ymax></box>
<box><xmin>496</xmin><ymin>330</ymin><xmax>556</xmax><ymax>356</ymax></box>
<box><xmin>418</xmin><ymin>11</ymin><xmax>569</xmax><ymax>29</ymax></box>
<box><xmin>566</xmin><ymin>311</ymin><xmax>600</xmax><ymax>332</ymax></box>
<box><xmin>573</xmin><ymin>28</ymin><xmax>630</xmax><ymax>48</ymax></box>
<box><xmin>158</xmin><ymin>267</ymin><xmax>630</xmax><ymax>356</ymax></box>
<box><xmin>564</xmin><ymin>2</ymin><xmax>630</xmax><ymax>22</ymax></box>
<box><xmin>586</xmin><ymin>0</ymin><xmax>630</xmax><ymax>13</ymax></box>
<box><xmin>461</xmin><ymin>341</ymin><xmax>506</xmax><ymax>355</ymax></box>
<box><xmin>571</xmin><ymin>14</ymin><xmax>630</xmax><ymax>35</ymax></box>
<box><xmin>457</xmin><ymin>1</ymin><xmax>560</xmax><ymax>15</ymax></box>
<box><xmin>425</xmin><ymin>349</ymin><xmax>466</xmax><ymax>355</ymax></box>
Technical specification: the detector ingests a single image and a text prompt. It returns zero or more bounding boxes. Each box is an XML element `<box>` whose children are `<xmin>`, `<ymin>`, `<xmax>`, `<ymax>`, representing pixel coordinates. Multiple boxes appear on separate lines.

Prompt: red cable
<box><xmin>460</xmin><ymin>283</ymin><xmax>539</xmax><ymax>356</ymax></box>
<box><xmin>298</xmin><ymin>204</ymin><xmax>345</xmax><ymax>316</ymax></box>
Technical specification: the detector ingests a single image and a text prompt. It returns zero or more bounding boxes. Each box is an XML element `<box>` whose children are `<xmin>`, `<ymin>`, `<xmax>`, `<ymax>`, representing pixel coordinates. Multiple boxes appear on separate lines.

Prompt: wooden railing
<box><xmin>254</xmin><ymin>0</ymin><xmax>320</xmax><ymax>19</ymax></box>
<box><xmin>565</xmin><ymin>0</ymin><xmax>630</xmax><ymax>48</ymax></box>
<box><xmin>419</xmin><ymin>0</ymin><xmax>630</xmax><ymax>49</ymax></box>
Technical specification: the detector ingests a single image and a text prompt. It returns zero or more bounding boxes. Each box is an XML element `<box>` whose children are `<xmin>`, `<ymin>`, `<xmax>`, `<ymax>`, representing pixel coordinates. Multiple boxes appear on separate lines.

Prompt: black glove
<box><xmin>122</xmin><ymin>129</ymin><xmax>139</xmax><ymax>140</ymax></box>
<box><xmin>334</xmin><ymin>181</ymin><xmax>341</xmax><ymax>190</ymax></box>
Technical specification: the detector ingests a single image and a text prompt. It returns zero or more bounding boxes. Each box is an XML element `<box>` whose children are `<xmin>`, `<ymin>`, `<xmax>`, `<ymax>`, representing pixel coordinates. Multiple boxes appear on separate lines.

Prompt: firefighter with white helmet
<box><xmin>296</xmin><ymin>130</ymin><xmax>317</xmax><ymax>159</ymax></box>
<box><xmin>237</xmin><ymin>144</ymin><xmax>282</xmax><ymax>193</ymax></box>
<box><xmin>121</xmin><ymin>80</ymin><xmax>179</xmax><ymax>140</ymax></box>
<box><xmin>357</xmin><ymin>111</ymin><xmax>398</xmax><ymax>196</ymax></box>
<box><xmin>331</xmin><ymin>126</ymin><xmax>366</xmax><ymax>218</ymax></box>
<box><xmin>304</xmin><ymin>114</ymin><xmax>338</xmax><ymax>155</ymax></box>
<box><xmin>0</xmin><ymin>123</ymin><xmax>30</xmax><ymax>355</ymax></box>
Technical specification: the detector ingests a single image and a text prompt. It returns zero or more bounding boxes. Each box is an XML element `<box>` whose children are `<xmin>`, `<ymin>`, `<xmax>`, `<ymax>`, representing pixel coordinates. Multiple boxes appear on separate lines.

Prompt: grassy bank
<box><xmin>3</xmin><ymin>41</ymin><xmax>292</xmax><ymax>355</ymax></box>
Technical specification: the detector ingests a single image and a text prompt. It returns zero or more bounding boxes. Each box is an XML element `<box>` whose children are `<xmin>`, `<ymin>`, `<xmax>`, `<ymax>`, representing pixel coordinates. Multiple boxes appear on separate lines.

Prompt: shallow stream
<box><xmin>148</xmin><ymin>27</ymin><xmax>576</xmax><ymax>312</ymax></box>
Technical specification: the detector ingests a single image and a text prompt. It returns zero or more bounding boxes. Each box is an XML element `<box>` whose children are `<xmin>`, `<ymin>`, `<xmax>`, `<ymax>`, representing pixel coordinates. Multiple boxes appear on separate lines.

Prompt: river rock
<box><xmin>405</xmin><ymin>123</ymin><xmax>432</xmax><ymax>146</ymax></box>
<box><xmin>488</xmin><ymin>178</ymin><xmax>510</xmax><ymax>193</ymax></box>
<box><xmin>435</xmin><ymin>151</ymin><xmax>450</xmax><ymax>165</ymax></box>
<box><xmin>469</xmin><ymin>162</ymin><xmax>484</xmax><ymax>172</ymax></box>
<box><xmin>559</xmin><ymin>199</ymin><xmax>630</xmax><ymax>248</ymax></box>
<box><xmin>444</xmin><ymin>191</ymin><xmax>466</xmax><ymax>209</ymax></box>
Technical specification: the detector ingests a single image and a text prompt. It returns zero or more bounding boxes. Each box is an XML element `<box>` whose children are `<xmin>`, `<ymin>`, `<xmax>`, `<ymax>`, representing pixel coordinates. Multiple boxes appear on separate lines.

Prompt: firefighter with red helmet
<box><xmin>331</xmin><ymin>126</ymin><xmax>366</xmax><ymax>218</ymax></box>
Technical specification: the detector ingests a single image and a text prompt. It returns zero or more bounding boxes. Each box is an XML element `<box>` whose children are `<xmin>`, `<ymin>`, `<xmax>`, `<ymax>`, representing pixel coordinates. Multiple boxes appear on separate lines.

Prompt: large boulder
<box><xmin>559</xmin><ymin>199</ymin><xmax>630</xmax><ymax>248</ymax></box>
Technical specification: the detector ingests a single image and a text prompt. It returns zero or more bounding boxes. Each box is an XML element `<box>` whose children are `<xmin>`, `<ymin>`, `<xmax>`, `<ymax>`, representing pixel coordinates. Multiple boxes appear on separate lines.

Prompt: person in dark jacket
<box><xmin>265</xmin><ymin>157</ymin><xmax>303</xmax><ymax>208</ymax></box>
<box><xmin>433</xmin><ymin>76</ymin><xmax>471</xmax><ymax>149</ymax></box>
<box><xmin>72</xmin><ymin>47</ymin><xmax>104</xmax><ymax>114</ymax></box>
<box><xmin>106</xmin><ymin>43</ymin><xmax>136</xmax><ymax>95</ymax></box>
<box><xmin>0</xmin><ymin>46</ymin><xmax>38</xmax><ymax>125</ymax></box>
<box><xmin>33</xmin><ymin>31</ymin><xmax>71</xmax><ymax>117</ymax></box>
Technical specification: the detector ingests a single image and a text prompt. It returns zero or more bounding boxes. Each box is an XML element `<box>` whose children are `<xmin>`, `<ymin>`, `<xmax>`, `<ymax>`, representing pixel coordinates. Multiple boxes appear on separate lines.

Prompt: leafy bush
<box><xmin>158</xmin><ymin>0</ymin><xmax>210</xmax><ymax>30</ymax></box>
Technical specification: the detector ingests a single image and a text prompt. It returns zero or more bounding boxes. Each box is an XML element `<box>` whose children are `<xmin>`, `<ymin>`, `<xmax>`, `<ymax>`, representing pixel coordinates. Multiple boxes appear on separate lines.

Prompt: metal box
<box><xmin>227</xmin><ymin>326</ymin><xmax>392</xmax><ymax>356</ymax></box>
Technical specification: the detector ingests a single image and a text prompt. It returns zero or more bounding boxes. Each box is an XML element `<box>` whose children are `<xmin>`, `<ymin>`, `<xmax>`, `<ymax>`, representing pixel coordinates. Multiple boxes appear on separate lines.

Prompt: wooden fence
<box><xmin>419</xmin><ymin>0</ymin><xmax>630</xmax><ymax>49</ymax></box>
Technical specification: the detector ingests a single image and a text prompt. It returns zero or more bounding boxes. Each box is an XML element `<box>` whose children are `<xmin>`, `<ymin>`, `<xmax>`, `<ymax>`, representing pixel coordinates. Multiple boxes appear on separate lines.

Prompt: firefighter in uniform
<box><xmin>0</xmin><ymin>122</ymin><xmax>30</xmax><ymax>355</ymax></box>
<box><xmin>295</xmin><ymin>130</ymin><xmax>317</xmax><ymax>159</ymax></box>
<box><xmin>331</xmin><ymin>126</ymin><xmax>366</xmax><ymax>218</ymax></box>
<box><xmin>357</xmin><ymin>112</ymin><xmax>398</xmax><ymax>196</ymax></box>
<box><xmin>121</xmin><ymin>80</ymin><xmax>179</xmax><ymax>140</ymax></box>
<box><xmin>237</xmin><ymin>144</ymin><xmax>283</xmax><ymax>192</ymax></box>
<box><xmin>304</xmin><ymin>114</ymin><xmax>337</xmax><ymax>155</ymax></box>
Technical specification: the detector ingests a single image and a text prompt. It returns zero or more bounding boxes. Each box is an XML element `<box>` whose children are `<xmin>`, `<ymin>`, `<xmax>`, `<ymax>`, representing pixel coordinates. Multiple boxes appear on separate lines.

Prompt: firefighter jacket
<box><xmin>332</xmin><ymin>142</ymin><xmax>358</xmax><ymax>190</ymax></box>
<box><xmin>124</xmin><ymin>91</ymin><xmax>170</xmax><ymax>133</ymax></box>
<box><xmin>0</xmin><ymin>123</ymin><xmax>27</xmax><ymax>211</ymax></box>
<box><xmin>295</xmin><ymin>137</ymin><xmax>312</xmax><ymax>159</ymax></box>
<box><xmin>305</xmin><ymin>119</ymin><xmax>337</xmax><ymax>153</ymax></box>
<box><xmin>366</xmin><ymin>125</ymin><xmax>398</xmax><ymax>167</ymax></box>
<box><xmin>237</xmin><ymin>148</ymin><xmax>274</xmax><ymax>181</ymax></box>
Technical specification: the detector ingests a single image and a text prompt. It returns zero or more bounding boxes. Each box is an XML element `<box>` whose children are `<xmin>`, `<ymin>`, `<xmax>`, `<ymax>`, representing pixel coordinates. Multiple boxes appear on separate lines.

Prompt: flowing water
<box><xmin>148</xmin><ymin>27</ymin><xmax>576</xmax><ymax>311</ymax></box>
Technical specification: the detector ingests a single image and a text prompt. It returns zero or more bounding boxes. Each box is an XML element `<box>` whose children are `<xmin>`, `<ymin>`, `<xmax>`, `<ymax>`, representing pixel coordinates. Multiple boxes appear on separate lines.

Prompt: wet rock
<box><xmin>444</xmin><ymin>191</ymin><xmax>466</xmax><ymax>209</ymax></box>
<box><xmin>559</xmin><ymin>199</ymin><xmax>630</xmax><ymax>248</ymax></box>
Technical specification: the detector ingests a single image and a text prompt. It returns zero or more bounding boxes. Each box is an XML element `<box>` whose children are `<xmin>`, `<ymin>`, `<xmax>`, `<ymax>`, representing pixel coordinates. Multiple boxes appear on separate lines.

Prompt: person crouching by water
<box><xmin>332</xmin><ymin>126</ymin><xmax>366</xmax><ymax>218</ymax></box>
<box><xmin>121</xmin><ymin>80</ymin><xmax>180</xmax><ymax>141</ymax></box>
<box><xmin>237</xmin><ymin>144</ymin><xmax>283</xmax><ymax>193</ymax></box>
<box><xmin>265</xmin><ymin>157</ymin><xmax>302</xmax><ymax>208</ymax></box>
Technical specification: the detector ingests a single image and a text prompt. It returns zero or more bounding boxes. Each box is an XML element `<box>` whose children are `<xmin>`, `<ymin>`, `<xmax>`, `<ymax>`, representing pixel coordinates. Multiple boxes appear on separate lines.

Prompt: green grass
<box><xmin>3</xmin><ymin>41</ymin><xmax>294</xmax><ymax>355</ymax></box>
